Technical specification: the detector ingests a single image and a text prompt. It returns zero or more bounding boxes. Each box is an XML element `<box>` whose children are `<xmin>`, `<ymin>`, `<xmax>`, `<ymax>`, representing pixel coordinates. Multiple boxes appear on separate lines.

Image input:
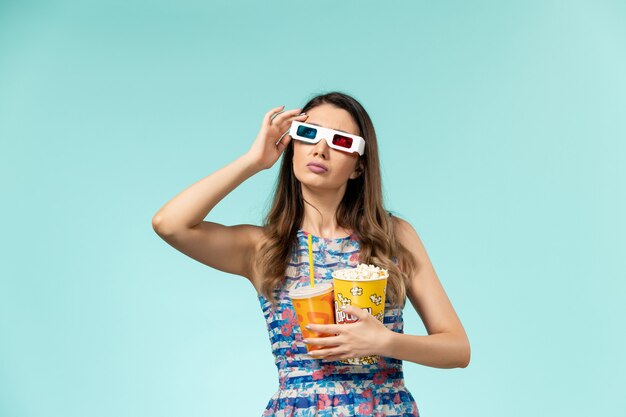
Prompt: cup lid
<box><xmin>289</xmin><ymin>282</ymin><xmax>333</xmax><ymax>299</ymax></box>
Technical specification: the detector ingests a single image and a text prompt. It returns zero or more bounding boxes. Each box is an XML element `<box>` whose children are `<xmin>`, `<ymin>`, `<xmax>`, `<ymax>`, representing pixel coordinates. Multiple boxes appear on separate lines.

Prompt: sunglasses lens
<box><xmin>296</xmin><ymin>125</ymin><xmax>317</xmax><ymax>139</ymax></box>
<box><xmin>332</xmin><ymin>134</ymin><xmax>353</xmax><ymax>149</ymax></box>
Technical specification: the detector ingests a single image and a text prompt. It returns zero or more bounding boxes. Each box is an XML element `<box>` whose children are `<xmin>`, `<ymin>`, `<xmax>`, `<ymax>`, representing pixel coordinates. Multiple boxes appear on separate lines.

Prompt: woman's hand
<box><xmin>304</xmin><ymin>305</ymin><xmax>393</xmax><ymax>361</ymax></box>
<box><xmin>245</xmin><ymin>105</ymin><xmax>308</xmax><ymax>170</ymax></box>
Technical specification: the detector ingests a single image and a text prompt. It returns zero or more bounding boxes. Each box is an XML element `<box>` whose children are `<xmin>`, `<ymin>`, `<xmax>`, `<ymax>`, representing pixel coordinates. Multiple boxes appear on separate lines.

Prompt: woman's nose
<box><xmin>312</xmin><ymin>137</ymin><xmax>329</xmax><ymax>158</ymax></box>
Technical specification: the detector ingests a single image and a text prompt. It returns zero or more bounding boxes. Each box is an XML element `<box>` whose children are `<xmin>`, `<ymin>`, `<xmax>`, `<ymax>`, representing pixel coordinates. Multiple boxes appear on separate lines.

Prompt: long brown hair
<box><xmin>254</xmin><ymin>91</ymin><xmax>417</xmax><ymax>307</ymax></box>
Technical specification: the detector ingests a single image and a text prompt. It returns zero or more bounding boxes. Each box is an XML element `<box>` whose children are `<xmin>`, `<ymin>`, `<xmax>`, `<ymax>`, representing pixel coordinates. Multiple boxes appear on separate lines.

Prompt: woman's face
<box><xmin>291</xmin><ymin>104</ymin><xmax>363</xmax><ymax>190</ymax></box>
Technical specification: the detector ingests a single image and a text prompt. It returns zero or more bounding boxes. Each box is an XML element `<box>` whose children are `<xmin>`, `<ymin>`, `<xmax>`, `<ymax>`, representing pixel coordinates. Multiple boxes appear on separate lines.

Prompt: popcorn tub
<box><xmin>331</xmin><ymin>264</ymin><xmax>388</xmax><ymax>365</ymax></box>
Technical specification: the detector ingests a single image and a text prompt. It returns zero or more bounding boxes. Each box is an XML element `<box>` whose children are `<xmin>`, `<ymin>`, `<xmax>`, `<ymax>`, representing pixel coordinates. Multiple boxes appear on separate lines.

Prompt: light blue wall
<box><xmin>1</xmin><ymin>1</ymin><xmax>625</xmax><ymax>416</ymax></box>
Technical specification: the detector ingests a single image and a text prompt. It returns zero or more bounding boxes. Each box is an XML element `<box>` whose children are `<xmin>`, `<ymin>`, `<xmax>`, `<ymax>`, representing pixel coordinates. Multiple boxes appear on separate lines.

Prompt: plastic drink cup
<box><xmin>289</xmin><ymin>282</ymin><xmax>335</xmax><ymax>352</ymax></box>
<box><xmin>332</xmin><ymin>265</ymin><xmax>389</xmax><ymax>365</ymax></box>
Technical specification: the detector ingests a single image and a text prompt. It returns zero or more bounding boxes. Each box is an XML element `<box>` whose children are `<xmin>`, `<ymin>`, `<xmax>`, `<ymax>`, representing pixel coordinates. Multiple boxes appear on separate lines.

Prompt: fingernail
<box><xmin>305</xmin><ymin>325</ymin><xmax>311</xmax><ymax>330</ymax></box>
<box><xmin>340</xmin><ymin>306</ymin><xmax>347</xmax><ymax>310</ymax></box>
<box><xmin>299</xmin><ymin>112</ymin><xmax>307</xmax><ymax>116</ymax></box>
<box><xmin>303</xmin><ymin>339</ymin><xmax>309</xmax><ymax>344</ymax></box>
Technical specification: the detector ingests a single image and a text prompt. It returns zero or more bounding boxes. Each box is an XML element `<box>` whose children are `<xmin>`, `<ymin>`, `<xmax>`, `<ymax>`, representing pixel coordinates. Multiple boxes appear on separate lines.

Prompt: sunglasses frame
<box><xmin>289</xmin><ymin>121</ymin><xmax>366</xmax><ymax>156</ymax></box>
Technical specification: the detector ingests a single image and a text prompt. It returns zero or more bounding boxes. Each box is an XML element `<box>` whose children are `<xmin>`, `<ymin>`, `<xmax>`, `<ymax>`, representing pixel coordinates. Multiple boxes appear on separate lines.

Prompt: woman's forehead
<box><xmin>305</xmin><ymin>104</ymin><xmax>359</xmax><ymax>136</ymax></box>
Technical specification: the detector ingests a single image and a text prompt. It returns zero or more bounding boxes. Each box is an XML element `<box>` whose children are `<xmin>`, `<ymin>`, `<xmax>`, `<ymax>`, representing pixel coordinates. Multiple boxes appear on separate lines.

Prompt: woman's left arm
<box><xmin>384</xmin><ymin>216</ymin><xmax>471</xmax><ymax>368</ymax></box>
<box><xmin>306</xmin><ymin>217</ymin><xmax>471</xmax><ymax>369</ymax></box>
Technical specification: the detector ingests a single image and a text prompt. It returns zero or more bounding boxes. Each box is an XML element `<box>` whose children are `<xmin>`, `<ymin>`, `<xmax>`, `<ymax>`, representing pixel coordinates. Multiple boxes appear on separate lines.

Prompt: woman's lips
<box><xmin>307</xmin><ymin>164</ymin><xmax>328</xmax><ymax>173</ymax></box>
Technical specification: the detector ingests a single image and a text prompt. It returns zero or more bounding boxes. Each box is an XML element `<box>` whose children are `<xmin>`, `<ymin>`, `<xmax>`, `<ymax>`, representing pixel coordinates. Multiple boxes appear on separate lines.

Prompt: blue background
<box><xmin>1</xmin><ymin>1</ymin><xmax>625</xmax><ymax>416</ymax></box>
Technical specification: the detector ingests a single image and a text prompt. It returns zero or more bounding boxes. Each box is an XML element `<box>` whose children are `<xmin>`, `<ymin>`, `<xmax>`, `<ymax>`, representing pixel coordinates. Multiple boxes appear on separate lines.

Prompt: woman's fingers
<box><xmin>306</xmin><ymin>323</ymin><xmax>343</xmax><ymax>334</ymax></box>
<box><xmin>271</xmin><ymin>107</ymin><xmax>304</xmax><ymax>126</ymax></box>
<box><xmin>264</xmin><ymin>105</ymin><xmax>307</xmax><ymax>133</ymax></box>
<box><xmin>304</xmin><ymin>335</ymin><xmax>341</xmax><ymax>347</ymax></box>
<box><xmin>308</xmin><ymin>347</ymin><xmax>344</xmax><ymax>359</ymax></box>
<box><xmin>262</xmin><ymin>105</ymin><xmax>309</xmax><ymax>155</ymax></box>
<box><xmin>263</xmin><ymin>105</ymin><xmax>285</xmax><ymax>125</ymax></box>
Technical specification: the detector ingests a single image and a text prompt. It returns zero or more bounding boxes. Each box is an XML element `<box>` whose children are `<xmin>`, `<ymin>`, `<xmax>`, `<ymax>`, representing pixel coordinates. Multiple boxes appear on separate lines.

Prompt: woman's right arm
<box><xmin>151</xmin><ymin>105</ymin><xmax>308</xmax><ymax>283</ymax></box>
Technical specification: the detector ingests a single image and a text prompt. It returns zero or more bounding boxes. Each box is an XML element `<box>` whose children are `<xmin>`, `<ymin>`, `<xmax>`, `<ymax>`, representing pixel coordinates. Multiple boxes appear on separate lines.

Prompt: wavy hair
<box><xmin>254</xmin><ymin>91</ymin><xmax>417</xmax><ymax>307</ymax></box>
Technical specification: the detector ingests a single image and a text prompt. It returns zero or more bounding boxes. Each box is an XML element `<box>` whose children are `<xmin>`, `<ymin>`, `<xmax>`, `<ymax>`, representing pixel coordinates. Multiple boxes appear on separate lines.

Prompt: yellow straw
<box><xmin>307</xmin><ymin>233</ymin><xmax>315</xmax><ymax>287</ymax></box>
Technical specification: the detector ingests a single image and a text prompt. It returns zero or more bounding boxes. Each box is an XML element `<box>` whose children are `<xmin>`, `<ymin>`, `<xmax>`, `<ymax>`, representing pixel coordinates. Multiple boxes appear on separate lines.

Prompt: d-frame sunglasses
<box><xmin>288</xmin><ymin>121</ymin><xmax>366</xmax><ymax>156</ymax></box>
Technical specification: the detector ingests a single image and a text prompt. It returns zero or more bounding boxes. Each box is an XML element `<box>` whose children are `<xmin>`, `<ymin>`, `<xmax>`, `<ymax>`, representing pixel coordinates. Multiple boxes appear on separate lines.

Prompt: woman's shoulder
<box><xmin>388</xmin><ymin>213</ymin><xmax>419</xmax><ymax>244</ymax></box>
<box><xmin>245</xmin><ymin>224</ymin><xmax>271</xmax><ymax>250</ymax></box>
<box><xmin>388</xmin><ymin>211</ymin><xmax>408</xmax><ymax>228</ymax></box>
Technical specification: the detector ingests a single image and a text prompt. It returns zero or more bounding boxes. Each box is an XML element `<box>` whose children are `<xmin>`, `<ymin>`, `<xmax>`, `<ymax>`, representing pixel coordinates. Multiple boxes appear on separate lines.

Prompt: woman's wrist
<box><xmin>240</xmin><ymin>152</ymin><xmax>265</xmax><ymax>173</ymax></box>
<box><xmin>375</xmin><ymin>327</ymin><xmax>397</xmax><ymax>357</ymax></box>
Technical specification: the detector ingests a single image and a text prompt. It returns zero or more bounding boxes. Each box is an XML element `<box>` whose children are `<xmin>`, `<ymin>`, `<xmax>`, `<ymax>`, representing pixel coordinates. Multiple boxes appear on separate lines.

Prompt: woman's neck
<box><xmin>300</xmin><ymin>185</ymin><xmax>351</xmax><ymax>238</ymax></box>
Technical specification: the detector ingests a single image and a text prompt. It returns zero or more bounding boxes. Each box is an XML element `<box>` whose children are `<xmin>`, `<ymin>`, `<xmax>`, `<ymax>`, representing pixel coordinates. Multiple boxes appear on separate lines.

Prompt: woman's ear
<box><xmin>349</xmin><ymin>159</ymin><xmax>364</xmax><ymax>180</ymax></box>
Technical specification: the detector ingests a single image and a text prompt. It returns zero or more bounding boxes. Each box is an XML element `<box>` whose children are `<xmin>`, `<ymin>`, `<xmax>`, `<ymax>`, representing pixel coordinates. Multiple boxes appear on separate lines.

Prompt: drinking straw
<box><xmin>307</xmin><ymin>233</ymin><xmax>315</xmax><ymax>287</ymax></box>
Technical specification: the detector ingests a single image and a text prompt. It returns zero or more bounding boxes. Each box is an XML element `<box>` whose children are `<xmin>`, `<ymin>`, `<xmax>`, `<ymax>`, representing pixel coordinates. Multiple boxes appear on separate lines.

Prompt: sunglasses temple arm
<box><xmin>275</xmin><ymin>128</ymin><xmax>290</xmax><ymax>146</ymax></box>
<box><xmin>357</xmin><ymin>139</ymin><xmax>366</xmax><ymax>155</ymax></box>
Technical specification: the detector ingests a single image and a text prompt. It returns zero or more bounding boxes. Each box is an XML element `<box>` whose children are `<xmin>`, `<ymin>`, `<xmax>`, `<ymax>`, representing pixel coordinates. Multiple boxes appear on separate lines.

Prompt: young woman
<box><xmin>152</xmin><ymin>91</ymin><xmax>470</xmax><ymax>416</ymax></box>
